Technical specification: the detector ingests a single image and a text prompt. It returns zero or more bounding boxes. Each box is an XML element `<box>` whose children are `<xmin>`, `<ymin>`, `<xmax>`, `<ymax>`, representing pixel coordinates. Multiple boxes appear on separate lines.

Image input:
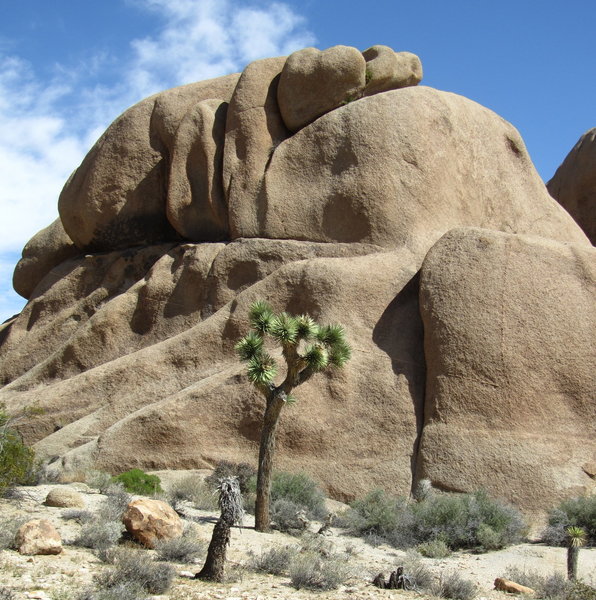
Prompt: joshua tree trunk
<box><xmin>196</xmin><ymin>477</ymin><xmax>243</xmax><ymax>582</ymax></box>
<box><xmin>567</xmin><ymin>546</ymin><xmax>579</xmax><ymax>580</ymax></box>
<box><xmin>196</xmin><ymin>516</ymin><xmax>231</xmax><ymax>582</ymax></box>
<box><xmin>255</xmin><ymin>393</ymin><xmax>284</xmax><ymax>532</ymax></box>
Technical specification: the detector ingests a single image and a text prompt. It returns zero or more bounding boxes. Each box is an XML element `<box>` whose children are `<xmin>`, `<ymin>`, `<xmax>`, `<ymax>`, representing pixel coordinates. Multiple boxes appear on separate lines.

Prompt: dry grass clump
<box><xmin>249</xmin><ymin>544</ymin><xmax>299</xmax><ymax>575</ymax></box>
<box><xmin>154</xmin><ymin>525</ymin><xmax>205</xmax><ymax>563</ymax></box>
<box><xmin>431</xmin><ymin>571</ymin><xmax>478</xmax><ymax>600</ymax></box>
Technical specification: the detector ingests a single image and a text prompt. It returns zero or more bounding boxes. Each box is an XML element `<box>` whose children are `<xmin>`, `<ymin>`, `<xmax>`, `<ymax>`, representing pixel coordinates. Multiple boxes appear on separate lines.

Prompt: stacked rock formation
<box><xmin>1</xmin><ymin>44</ymin><xmax>594</xmax><ymax>521</ymax></box>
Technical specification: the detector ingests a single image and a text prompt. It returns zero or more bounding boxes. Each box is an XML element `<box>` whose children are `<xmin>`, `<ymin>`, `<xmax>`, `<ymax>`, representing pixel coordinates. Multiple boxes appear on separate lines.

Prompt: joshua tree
<box><xmin>195</xmin><ymin>477</ymin><xmax>244</xmax><ymax>582</ymax></box>
<box><xmin>566</xmin><ymin>525</ymin><xmax>587</xmax><ymax>580</ymax></box>
<box><xmin>235</xmin><ymin>301</ymin><xmax>351</xmax><ymax>532</ymax></box>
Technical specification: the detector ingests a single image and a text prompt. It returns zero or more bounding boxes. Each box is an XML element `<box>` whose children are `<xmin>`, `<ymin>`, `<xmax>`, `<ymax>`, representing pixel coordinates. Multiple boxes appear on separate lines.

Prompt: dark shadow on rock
<box><xmin>372</xmin><ymin>272</ymin><xmax>425</xmax><ymax>494</ymax></box>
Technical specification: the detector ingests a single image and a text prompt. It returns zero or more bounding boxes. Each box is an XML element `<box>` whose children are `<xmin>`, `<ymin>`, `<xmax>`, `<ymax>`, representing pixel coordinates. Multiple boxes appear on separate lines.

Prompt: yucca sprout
<box><xmin>235</xmin><ymin>300</ymin><xmax>351</xmax><ymax>532</ymax></box>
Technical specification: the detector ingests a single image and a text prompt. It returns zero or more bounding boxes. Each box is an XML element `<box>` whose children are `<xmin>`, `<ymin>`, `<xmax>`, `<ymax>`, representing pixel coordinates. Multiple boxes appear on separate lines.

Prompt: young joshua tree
<box><xmin>235</xmin><ymin>301</ymin><xmax>351</xmax><ymax>532</ymax></box>
<box><xmin>566</xmin><ymin>526</ymin><xmax>587</xmax><ymax>580</ymax></box>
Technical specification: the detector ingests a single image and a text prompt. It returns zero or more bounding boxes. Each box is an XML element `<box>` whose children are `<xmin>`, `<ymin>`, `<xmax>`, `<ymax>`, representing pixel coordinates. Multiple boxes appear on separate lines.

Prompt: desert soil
<box><xmin>1</xmin><ymin>477</ymin><xmax>594</xmax><ymax>600</ymax></box>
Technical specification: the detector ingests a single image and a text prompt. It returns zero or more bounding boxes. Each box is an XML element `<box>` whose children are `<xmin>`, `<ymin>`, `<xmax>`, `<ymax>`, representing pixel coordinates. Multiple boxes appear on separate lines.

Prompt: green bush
<box><xmin>93</xmin><ymin>549</ymin><xmax>174</xmax><ymax>594</ymax></box>
<box><xmin>0</xmin><ymin>406</ymin><xmax>37</xmax><ymax>495</ymax></box>
<box><xmin>343</xmin><ymin>489</ymin><xmax>526</xmax><ymax>551</ymax></box>
<box><xmin>417</xmin><ymin>539</ymin><xmax>452</xmax><ymax>558</ymax></box>
<box><xmin>270</xmin><ymin>472</ymin><xmax>326</xmax><ymax>518</ymax></box>
<box><xmin>154</xmin><ymin>526</ymin><xmax>204</xmax><ymax>563</ymax></box>
<box><xmin>289</xmin><ymin>552</ymin><xmax>350</xmax><ymax>591</ymax></box>
<box><xmin>249</xmin><ymin>544</ymin><xmax>299</xmax><ymax>575</ymax></box>
<box><xmin>431</xmin><ymin>571</ymin><xmax>478</xmax><ymax>600</ymax></box>
<box><xmin>544</xmin><ymin>496</ymin><xmax>596</xmax><ymax>546</ymax></box>
<box><xmin>112</xmin><ymin>469</ymin><xmax>163</xmax><ymax>496</ymax></box>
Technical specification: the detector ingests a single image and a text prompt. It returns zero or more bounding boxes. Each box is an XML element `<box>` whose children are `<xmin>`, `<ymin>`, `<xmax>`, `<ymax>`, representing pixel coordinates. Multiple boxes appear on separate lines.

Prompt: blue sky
<box><xmin>1</xmin><ymin>0</ymin><xmax>594</xmax><ymax>322</ymax></box>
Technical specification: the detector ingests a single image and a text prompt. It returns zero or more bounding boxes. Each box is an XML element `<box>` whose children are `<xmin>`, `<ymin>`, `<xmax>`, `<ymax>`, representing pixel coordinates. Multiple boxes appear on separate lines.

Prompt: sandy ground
<box><xmin>0</xmin><ymin>481</ymin><xmax>594</xmax><ymax>600</ymax></box>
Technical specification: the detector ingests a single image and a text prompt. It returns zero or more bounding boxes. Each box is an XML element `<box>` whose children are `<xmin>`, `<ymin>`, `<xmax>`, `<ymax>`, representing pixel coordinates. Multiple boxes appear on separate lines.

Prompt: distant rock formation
<box><xmin>1</xmin><ymin>45</ymin><xmax>593</xmax><ymax>520</ymax></box>
<box><xmin>548</xmin><ymin>128</ymin><xmax>596</xmax><ymax>244</ymax></box>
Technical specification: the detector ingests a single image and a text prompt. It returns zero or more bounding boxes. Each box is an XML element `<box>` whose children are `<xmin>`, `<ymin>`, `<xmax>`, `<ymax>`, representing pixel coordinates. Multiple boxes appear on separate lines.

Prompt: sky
<box><xmin>0</xmin><ymin>0</ymin><xmax>594</xmax><ymax>322</ymax></box>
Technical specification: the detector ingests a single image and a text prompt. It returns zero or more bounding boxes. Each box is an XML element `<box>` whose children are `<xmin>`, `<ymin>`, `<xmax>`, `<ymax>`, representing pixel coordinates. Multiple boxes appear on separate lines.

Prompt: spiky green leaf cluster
<box><xmin>269</xmin><ymin>312</ymin><xmax>298</xmax><ymax>345</ymax></box>
<box><xmin>567</xmin><ymin>526</ymin><xmax>587</xmax><ymax>548</ymax></box>
<box><xmin>302</xmin><ymin>344</ymin><xmax>329</xmax><ymax>372</ymax></box>
<box><xmin>235</xmin><ymin>331</ymin><xmax>263</xmax><ymax>361</ymax></box>
<box><xmin>247</xmin><ymin>352</ymin><xmax>278</xmax><ymax>386</ymax></box>
<box><xmin>249</xmin><ymin>300</ymin><xmax>274</xmax><ymax>334</ymax></box>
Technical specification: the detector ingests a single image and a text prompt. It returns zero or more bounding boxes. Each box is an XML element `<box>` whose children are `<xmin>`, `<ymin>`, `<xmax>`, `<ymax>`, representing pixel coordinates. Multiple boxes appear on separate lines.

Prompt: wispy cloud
<box><xmin>0</xmin><ymin>0</ymin><xmax>314</xmax><ymax>321</ymax></box>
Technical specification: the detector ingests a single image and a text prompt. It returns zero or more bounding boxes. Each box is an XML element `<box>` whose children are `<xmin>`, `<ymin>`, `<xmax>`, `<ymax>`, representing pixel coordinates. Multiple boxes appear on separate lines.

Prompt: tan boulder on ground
<box><xmin>494</xmin><ymin>577</ymin><xmax>535</xmax><ymax>595</ymax></box>
<box><xmin>16</xmin><ymin>519</ymin><xmax>62</xmax><ymax>555</ymax></box>
<box><xmin>44</xmin><ymin>487</ymin><xmax>85</xmax><ymax>508</ymax></box>
<box><xmin>417</xmin><ymin>227</ymin><xmax>596</xmax><ymax>517</ymax></box>
<box><xmin>547</xmin><ymin>127</ymin><xmax>596</xmax><ymax>244</ymax></box>
<box><xmin>277</xmin><ymin>45</ymin><xmax>366</xmax><ymax>132</ymax></box>
<box><xmin>362</xmin><ymin>46</ymin><xmax>423</xmax><ymax>96</ymax></box>
<box><xmin>122</xmin><ymin>498</ymin><xmax>183</xmax><ymax>548</ymax></box>
<box><xmin>13</xmin><ymin>218</ymin><xmax>79</xmax><ymax>299</ymax></box>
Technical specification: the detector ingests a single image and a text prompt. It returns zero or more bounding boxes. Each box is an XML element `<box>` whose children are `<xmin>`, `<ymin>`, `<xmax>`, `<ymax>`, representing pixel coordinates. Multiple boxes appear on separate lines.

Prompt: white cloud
<box><xmin>0</xmin><ymin>0</ymin><xmax>315</xmax><ymax>322</ymax></box>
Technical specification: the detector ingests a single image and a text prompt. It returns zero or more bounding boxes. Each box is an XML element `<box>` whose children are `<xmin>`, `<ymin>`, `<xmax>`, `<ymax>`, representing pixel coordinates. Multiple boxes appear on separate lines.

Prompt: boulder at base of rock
<box><xmin>16</xmin><ymin>519</ymin><xmax>62</xmax><ymax>555</ymax></box>
<box><xmin>122</xmin><ymin>498</ymin><xmax>183</xmax><ymax>548</ymax></box>
<box><xmin>44</xmin><ymin>487</ymin><xmax>85</xmax><ymax>508</ymax></box>
<box><xmin>547</xmin><ymin>127</ymin><xmax>596</xmax><ymax>244</ymax></box>
<box><xmin>417</xmin><ymin>227</ymin><xmax>596</xmax><ymax>517</ymax></box>
<box><xmin>494</xmin><ymin>578</ymin><xmax>535</xmax><ymax>595</ymax></box>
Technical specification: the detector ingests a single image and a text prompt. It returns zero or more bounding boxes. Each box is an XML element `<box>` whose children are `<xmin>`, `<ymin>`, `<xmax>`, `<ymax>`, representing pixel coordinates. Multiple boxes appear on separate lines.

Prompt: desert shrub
<box><xmin>205</xmin><ymin>461</ymin><xmax>256</xmax><ymax>496</ymax></box>
<box><xmin>94</xmin><ymin>549</ymin><xmax>175</xmax><ymax>594</ymax></box>
<box><xmin>400</xmin><ymin>550</ymin><xmax>434</xmax><ymax>590</ymax></box>
<box><xmin>154</xmin><ymin>526</ymin><xmax>204</xmax><ymax>563</ymax></box>
<box><xmin>86</xmin><ymin>470</ymin><xmax>114</xmax><ymax>493</ymax></box>
<box><xmin>249</xmin><ymin>544</ymin><xmax>299</xmax><ymax>575</ymax></box>
<box><xmin>0</xmin><ymin>587</ymin><xmax>16</xmax><ymax>600</ymax></box>
<box><xmin>78</xmin><ymin>581</ymin><xmax>146</xmax><ymax>600</ymax></box>
<box><xmin>270</xmin><ymin>472</ymin><xmax>326</xmax><ymax>518</ymax></box>
<box><xmin>112</xmin><ymin>469</ymin><xmax>163</xmax><ymax>496</ymax></box>
<box><xmin>431</xmin><ymin>571</ymin><xmax>478</xmax><ymax>600</ymax></box>
<box><xmin>344</xmin><ymin>489</ymin><xmax>525</xmax><ymax>551</ymax></box>
<box><xmin>544</xmin><ymin>497</ymin><xmax>596</xmax><ymax>546</ymax></box>
<box><xmin>166</xmin><ymin>475</ymin><xmax>217</xmax><ymax>511</ymax></box>
<box><xmin>0</xmin><ymin>406</ymin><xmax>37</xmax><ymax>495</ymax></box>
<box><xmin>62</xmin><ymin>509</ymin><xmax>94</xmax><ymax>524</ymax></box>
<box><xmin>74</xmin><ymin>520</ymin><xmax>123</xmax><ymax>551</ymax></box>
<box><xmin>271</xmin><ymin>498</ymin><xmax>309</xmax><ymax>534</ymax></box>
<box><xmin>503</xmin><ymin>566</ymin><xmax>580</xmax><ymax>599</ymax></box>
<box><xmin>343</xmin><ymin>489</ymin><xmax>405</xmax><ymax>538</ymax></box>
<box><xmin>0</xmin><ymin>516</ymin><xmax>28</xmax><ymax>550</ymax></box>
<box><xmin>417</xmin><ymin>538</ymin><xmax>452</xmax><ymax>558</ymax></box>
<box><xmin>289</xmin><ymin>552</ymin><xmax>350</xmax><ymax>591</ymax></box>
<box><xmin>98</xmin><ymin>483</ymin><xmax>132</xmax><ymax>522</ymax></box>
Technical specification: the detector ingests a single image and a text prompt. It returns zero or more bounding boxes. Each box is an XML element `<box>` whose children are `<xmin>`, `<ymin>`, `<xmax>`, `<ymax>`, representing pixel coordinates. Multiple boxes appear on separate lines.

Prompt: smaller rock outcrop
<box><xmin>16</xmin><ymin>519</ymin><xmax>62</xmax><ymax>555</ymax></box>
<box><xmin>548</xmin><ymin>127</ymin><xmax>596</xmax><ymax>244</ymax></box>
<box><xmin>44</xmin><ymin>487</ymin><xmax>85</xmax><ymax>508</ymax></box>
<box><xmin>122</xmin><ymin>498</ymin><xmax>183</xmax><ymax>548</ymax></box>
<box><xmin>494</xmin><ymin>577</ymin><xmax>535</xmax><ymax>595</ymax></box>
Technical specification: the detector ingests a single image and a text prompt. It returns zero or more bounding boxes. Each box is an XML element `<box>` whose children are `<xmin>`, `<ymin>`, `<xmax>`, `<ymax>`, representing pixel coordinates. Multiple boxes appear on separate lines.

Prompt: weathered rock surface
<box><xmin>13</xmin><ymin>219</ymin><xmax>79</xmax><ymax>299</ymax></box>
<box><xmin>278</xmin><ymin>45</ymin><xmax>366</xmax><ymax>132</ymax></box>
<box><xmin>547</xmin><ymin>127</ymin><xmax>596</xmax><ymax>244</ymax></box>
<box><xmin>417</xmin><ymin>228</ymin><xmax>596</xmax><ymax>516</ymax></box>
<box><xmin>1</xmin><ymin>45</ymin><xmax>594</xmax><ymax>518</ymax></box>
<box><xmin>363</xmin><ymin>46</ymin><xmax>423</xmax><ymax>96</ymax></box>
<box><xmin>44</xmin><ymin>487</ymin><xmax>85</xmax><ymax>508</ymax></box>
<box><xmin>122</xmin><ymin>498</ymin><xmax>183</xmax><ymax>548</ymax></box>
<box><xmin>58</xmin><ymin>75</ymin><xmax>239</xmax><ymax>251</ymax></box>
<box><xmin>16</xmin><ymin>519</ymin><xmax>62</xmax><ymax>555</ymax></box>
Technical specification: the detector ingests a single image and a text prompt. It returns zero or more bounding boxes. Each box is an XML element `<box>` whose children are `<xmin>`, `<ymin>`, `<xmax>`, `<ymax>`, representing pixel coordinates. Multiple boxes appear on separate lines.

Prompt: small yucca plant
<box><xmin>235</xmin><ymin>301</ymin><xmax>351</xmax><ymax>532</ymax></box>
<box><xmin>566</xmin><ymin>526</ymin><xmax>587</xmax><ymax>580</ymax></box>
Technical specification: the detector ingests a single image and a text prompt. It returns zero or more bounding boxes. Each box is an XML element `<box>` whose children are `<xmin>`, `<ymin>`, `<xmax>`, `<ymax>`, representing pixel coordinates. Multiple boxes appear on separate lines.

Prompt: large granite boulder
<box><xmin>1</xmin><ymin>45</ymin><xmax>593</xmax><ymax>518</ymax></box>
<box><xmin>547</xmin><ymin>127</ymin><xmax>596</xmax><ymax>244</ymax></box>
<box><xmin>417</xmin><ymin>227</ymin><xmax>595</xmax><ymax>518</ymax></box>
